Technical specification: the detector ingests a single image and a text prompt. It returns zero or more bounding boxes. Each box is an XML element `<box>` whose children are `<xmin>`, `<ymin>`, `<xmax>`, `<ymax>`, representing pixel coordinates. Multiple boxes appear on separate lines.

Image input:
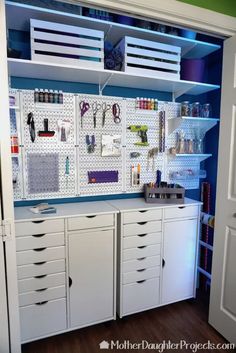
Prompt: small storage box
<box><xmin>144</xmin><ymin>184</ymin><xmax>185</xmax><ymax>204</ymax></box>
<box><xmin>115</xmin><ymin>36</ymin><xmax>181</xmax><ymax>79</ymax></box>
<box><xmin>30</xmin><ymin>19</ymin><xmax>104</xmax><ymax>70</ymax></box>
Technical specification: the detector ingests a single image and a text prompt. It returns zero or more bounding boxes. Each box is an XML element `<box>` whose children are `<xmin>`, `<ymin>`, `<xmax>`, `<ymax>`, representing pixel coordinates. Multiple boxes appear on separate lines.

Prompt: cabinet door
<box><xmin>69</xmin><ymin>229</ymin><xmax>114</xmax><ymax>328</ymax></box>
<box><xmin>162</xmin><ymin>219</ymin><xmax>198</xmax><ymax>305</ymax></box>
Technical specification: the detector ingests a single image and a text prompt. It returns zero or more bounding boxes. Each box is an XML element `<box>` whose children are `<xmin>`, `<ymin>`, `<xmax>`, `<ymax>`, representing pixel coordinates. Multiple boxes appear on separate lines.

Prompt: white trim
<box><xmin>0</xmin><ymin>2</ymin><xmax>21</xmax><ymax>353</ymax></box>
<box><xmin>63</xmin><ymin>0</ymin><xmax>236</xmax><ymax>37</ymax></box>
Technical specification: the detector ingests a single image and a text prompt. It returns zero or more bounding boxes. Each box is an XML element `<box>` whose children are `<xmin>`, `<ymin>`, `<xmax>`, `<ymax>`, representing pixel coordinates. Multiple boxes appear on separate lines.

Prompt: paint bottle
<box><xmin>59</xmin><ymin>90</ymin><xmax>63</xmax><ymax>104</ymax></box>
<box><xmin>136</xmin><ymin>98</ymin><xmax>140</xmax><ymax>110</ymax></box>
<box><xmin>34</xmin><ymin>88</ymin><xmax>39</xmax><ymax>103</ymax></box>
<box><xmin>49</xmin><ymin>90</ymin><xmax>54</xmax><ymax>103</ymax></box>
<box><xmin>44</xmin><ymin>89</ymin><xmax>49</xmax><ymax>103</ymax></box>
<box><xmin>154</xmin><ymin>99</ymin><xmax>158</xmax><ymax>111</ymax></box>
<box><xmin>140</xmin><ymin>98</ymin><xmax>144</xmax><ymax>110</ymax></box>
<box><xmin>53</xmin><ymin>90</ymin><xmax>59</xmax><ymax>104</ymax></box>
<box><xmin>151</xmin><ymin>98</ymin><xmax>155</xmax><ymax>110</ymax></box>
<box><xmin>39</xmin><ymin>89</ymin><xmax>44</xmax><ymax>103</ymax></box>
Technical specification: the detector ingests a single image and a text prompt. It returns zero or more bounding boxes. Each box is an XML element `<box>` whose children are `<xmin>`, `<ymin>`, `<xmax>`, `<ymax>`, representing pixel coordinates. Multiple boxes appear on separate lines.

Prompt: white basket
<box><xmin>116</xmin><ymin>36</ymin><xmax>181</xmax><ymax>80</ymax></box>
<box><xmin>30</xmin><ymin>19</ymin><xmax>104</xmax><ymax>70</ymax></box>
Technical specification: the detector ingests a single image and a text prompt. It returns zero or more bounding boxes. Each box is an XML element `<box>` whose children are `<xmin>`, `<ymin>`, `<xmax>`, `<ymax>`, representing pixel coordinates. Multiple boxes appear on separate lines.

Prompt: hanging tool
<box><xmin>79</xmin><ymin>101</ymin><xmax>90</xmax><ymax>129</ymax></box>
<box><xmin>102</xmin><ymin>102</ymin><xmax>111</xmax><ymax>127</ymax></box>
<box><xmin>159</xmin><ymin>111</ymin><xmax>166</xmax><ymax>152</ymax></box>
<box><xmin>112</xmin><ymin>103</ymin><xmax>121</xmax><ymax>124</ymax></box>
<box><xmin>127</xmin><ymin>125</ymin><xmax>149</xmax><ymax>146</ymax></box>
<box><xmin>65</xmin><ymin>156</ymin><xmax>70</xmax><ymax>187</ymax></box>
<box><xmin>86</xmin><ymin>135</ymin><xmax>96</xmax><ymax>153</ymax></box>
<box><xmin>27</xmin><ymin>112</ymin><xmax>36</xmax><ymax>142</ymax></box>
<box><xmin>147</xmin><ymin>147</ymin><xmax>158</xmax><ymax>171</ymax></box>
<box><xmin>38</xmin><ymin>118</ymin><xmax>55</xmax><ymax>137</ymax></box>
<box><xmin>92</xmin><ymin>102</ymin><xmax>101</xmax><ymax>128</ymax></box>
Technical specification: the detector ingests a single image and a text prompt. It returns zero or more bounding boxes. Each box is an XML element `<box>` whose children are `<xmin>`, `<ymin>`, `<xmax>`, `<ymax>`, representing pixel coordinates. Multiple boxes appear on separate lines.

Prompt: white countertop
<box><xmin>14</xmin><ymin>201</ymin><xmax>118</xmax><ymax>222</ymax></box>
<box><xmin>108</xmin><ymin>197</ymin><xmax>202</xmax><ymax>212</ymax></box>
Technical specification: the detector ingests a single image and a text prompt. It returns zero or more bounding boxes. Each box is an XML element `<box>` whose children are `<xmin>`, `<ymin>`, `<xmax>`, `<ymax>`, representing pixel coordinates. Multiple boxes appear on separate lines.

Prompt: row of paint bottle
<box><xmin>34</xmin><ymin>89</ymin><xmax>63</xmax><ymax>104</ymax></box>
<box><xmin>136</xmin><ymin>97</ymin><xmax>158</xmax><ymax>111</ymax></box>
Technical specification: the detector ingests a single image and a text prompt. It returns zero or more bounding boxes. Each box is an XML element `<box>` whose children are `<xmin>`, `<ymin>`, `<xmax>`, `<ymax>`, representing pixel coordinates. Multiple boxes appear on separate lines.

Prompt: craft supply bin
<box><xmin>144</xmin><ymin>184</ymin><xmax>185</xmax><ymax>203</ymax></box>
<box><xmin>30</xmin><ymin>19</ymin><xmax>104</xmax><ymax>70</ymax></box>
<box><xmin>115</xmin><ymin>36</ymin><xmax>181</xmax><ymax>80</ymax></box>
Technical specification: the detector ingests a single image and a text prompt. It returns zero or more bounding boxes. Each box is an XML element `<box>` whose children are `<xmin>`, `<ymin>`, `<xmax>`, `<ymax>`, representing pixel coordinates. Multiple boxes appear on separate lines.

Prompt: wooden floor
<box><xmin>22</xmin><ymin>291</ymin><xmax>234</xmax><ymax>353</ymax></box>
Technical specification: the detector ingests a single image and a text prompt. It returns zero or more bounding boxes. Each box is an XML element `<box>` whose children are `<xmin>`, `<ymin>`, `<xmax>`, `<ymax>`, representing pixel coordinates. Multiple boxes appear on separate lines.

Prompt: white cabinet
<box><xmin>161</xmin><ymin>218</ymin><xmax>198</xmax><ymax>305</ymax></box>
<box><xmin>68</xmin><ymin>228</ymin><xmax>115</xmax><ymax>328</ymax></box>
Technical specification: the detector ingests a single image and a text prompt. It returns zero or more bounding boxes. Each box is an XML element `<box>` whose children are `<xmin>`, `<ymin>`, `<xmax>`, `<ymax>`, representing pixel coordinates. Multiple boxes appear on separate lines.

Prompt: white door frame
<box><xmin>60</xmin><ymin>0</ymin><xmax>236</xmax><ymax>37</ymax></box>
<box><xmin>0</xmin><ymin>1</ymin><xmax>21</xmax><ymax>353</ymax></box>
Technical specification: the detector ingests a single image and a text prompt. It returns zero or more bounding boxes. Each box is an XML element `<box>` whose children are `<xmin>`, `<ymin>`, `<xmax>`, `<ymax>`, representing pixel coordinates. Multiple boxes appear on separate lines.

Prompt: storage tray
<box><xmin>144</xmin><ymin>184</ymin><xmax>185</xmax><ymax>204</ymax></box>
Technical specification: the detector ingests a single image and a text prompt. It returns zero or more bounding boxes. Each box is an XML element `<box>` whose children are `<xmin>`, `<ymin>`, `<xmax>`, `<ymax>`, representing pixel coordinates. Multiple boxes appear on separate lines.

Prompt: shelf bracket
<box><xmin>99</xmin><ymin>73</ymin><xmax>114</xmax><ymax>95</ymax></box>
<box><xmin>182</xmin><ymin>43</ymin><xmax>197</xmax><ymax>58</ymax></box>
<box><xmin>173</xmin><ymin>84</ymin><xmax>195</xmax><ymax>100</ymax></box>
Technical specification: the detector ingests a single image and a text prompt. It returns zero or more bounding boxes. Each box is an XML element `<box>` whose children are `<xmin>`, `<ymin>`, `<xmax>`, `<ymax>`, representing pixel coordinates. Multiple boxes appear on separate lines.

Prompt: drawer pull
<box><xmin>34</xmin><ymin>275</ymin><xmax>47</xmax><ymax>279</ymax></box>
<box><xmin>35</xmin><ymin>288</ymin><xmax>47</xmax><ymax>292</ymax></box>
<box><xmin>32</xmin><ymin>233</ymin><xmax>45</xmax><ymax>238</ymax></box>
<box><xmin>178</xmin><ymin>206</ymin><xmax>186</xmax><ymax>209</ymax></box>
<box><xmin>137</xmin><ymin>246</ymin><xmax>147</xmax><ymax>249</ymax></box>
<box><xmin>136</xmin><ymin>280</ymin><xmax>146</xmax><ymax>284</ymax></box>
<box><xmin>137</xmin><ymin>233</ymin><xmax>147</xmax><ymax>237</ymax></box>
<box><xmin>69</xmin><ymin>276</ymin><xmax>73</xmax><ymax>287</ymax></box>
<box><xmin>139</xmin><ymin>210</ymin><xmax>148</xmax><ymax>213</ymax></box>
<box><xmin>35</xmin><ymin>301</ymin><xmax>48</xmax><ymax>306</ymax></box>
<box><xmin>86</xmin><ymin>215</ymin><xmax>96</xmax><ymax>219</ymax></box>
<box><xmin>34</xmin><ymin>261</ymin><xmax>46</xmax><ymax>266</ymax></box>
<box><xmin>137</xmin><ymin>222</ymin><xmax>147</xmax><ymax>225</ymax></box>
<box><xmin>137</xmin><ymin>257</ymin><xmax>146</xmax><ymax>261</ymax></box>
<box><xmin>33</xmin><ymin>247</ymin><xmax>46</xmax><ymax>252</ymax></box>
<box><xmin>162</xmin><ymin>259</ymin><xmax>165</xmax><ymax>268</ymax></box>
<box><xmin>32</xmin><ymin>220</ymin><xmax>45</xmax><ymax>224</ymax></box>
<box><xmin>137</xmin><ymin>269</ymin><xmax>146</xmax><ymax>272</ymax></box>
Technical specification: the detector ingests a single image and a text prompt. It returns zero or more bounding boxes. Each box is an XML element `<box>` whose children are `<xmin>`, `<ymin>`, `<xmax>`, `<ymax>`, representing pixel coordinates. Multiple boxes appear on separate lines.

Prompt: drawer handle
<box><xmin>86</xmin><ymin>215</ymin><xmax>96</xmax><ymax>219</ymax></box>
<box><xmin>137</xmin><ymin>268</ymin><xmax>146</xmax><ymax>272</ymax></box>
<box><xmin>34</xmin><ymin>261</ymin><xmax>46</xmax><ymax>266</ymax></box>
<box><xmin>32</xmin><ymin>220</ymin><xmax>45</xmax><ymax>224</ymax></box>
<box><xmin>162</xmin><ymin>259</ymin><xmax>165</xmax><ymax>268</ymax></box>
<box><xmin>33</xmin><ymin>247</ymin><xmax>46</xmax><ymax>252</ymax></box>
<box><xmin>136</xmin><ymin>280</ymin><xmax>146</xmax><ymax>284</ymax></box>
<box><xmin>137</xmin><ymin>246</ymin><xmax>147</xmax><ymax>249</ymax></box>
<box><xmin>69</xmin><ymin>276</ymin><xmax>73</xmax><ymax>287</ymax></box>
<box><xmin>178</xmin><ymin>206</ymin><xmax>186</xmax><ymax>209</ymax></box>
<box><xmin>139</xmin><ymin>210</ymin><xmax>148</xmax><ymax>213</ymax></box>
<box><xmin>34</xmin><ymin>275</ymin><xmax>47</xmax><ymax>279</ymax></box>
<box><xmin>137</xmin><ymin>257</ymin><xmax>146</xmax><ymax>261</ymax></box>
<box><xmin>35</xmin><ymin>301</ymin><xmax>48</xmax><ymax>306</ymax></box>
<box><xmin>137</xmin><ymin>222</ymin><xmax>147</xmax><ymax>225</ymax></box>
<box><xmin>137</xmin><ymin>233</ymin><xmax>147</xmax><ymax>237</ymax></box>
<box><xmin>35</xmin><ymin>288</ymin><xmax>47</xmax><ymax>292</ymax></box>
<box><xmin>32</xmin><ymin>234</ymin><xmax>45</xmax><ymax>238</ymax></box>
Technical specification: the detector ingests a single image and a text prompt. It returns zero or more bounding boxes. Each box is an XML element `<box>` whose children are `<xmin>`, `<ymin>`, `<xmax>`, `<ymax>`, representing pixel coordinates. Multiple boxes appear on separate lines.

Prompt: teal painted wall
<box><xmin>178</xmin><ymin>0</ymin><xmax>236</xmax><ymax>17</ymax></box>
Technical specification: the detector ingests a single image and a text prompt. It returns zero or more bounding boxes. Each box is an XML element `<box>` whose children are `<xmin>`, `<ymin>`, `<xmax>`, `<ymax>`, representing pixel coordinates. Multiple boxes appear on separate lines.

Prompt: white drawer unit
<box><xmin>15</xmin><ymin>219</ymin><xmax>64</xmax><ymax>237</ymax></box>
<box><xmin>122</xmin><ymin>278</ymin><xmax>160</xmax><ymax>316</ymax></box>
<box><xmin>123</xmin><ymin>209</ymin><xmax>162</xmax><ymax>224</ymax></box>
<box><xmin>123</xmin><ymin>244</ymin><xmax>161</xmax><ymax>261</ymax></box>
<box><xmin>123</xmin><ymin>232</ymin><xmax>161</xmax><ymax>249</ymax></box>
<box><xmin>164</xmin><ymin>205</ymin><xmax>199</xmax><ymax>220</ymax></box>
<box><xmin>18</xmin><ymin>272</ymin><xmax>65</xmax><ymax>293</ymax></box>
<box><xmin>16</xmin><ymin>246</ymin><xmax>65</xmax><ymax>266</ymax></box>
<box><xmin>19</xmin><ymin>286</ymin><xmax>66</xmax><ymax>307</ymax></box>
<box><xmin>17</xmin><ymin>259</ymin><xmax>66</xmax><ymax>280</ymax></box>
<box><xmin>124</xmin><ymin>220</ymin><xmax>162</xmax><ymax>236</ymax></box>
<box><xmin>123</xmin><ymin>255</ymin><xmax>161</xmax><ymax>273</ymax></box>
<box><xmin>20</xmin><ymin>298</ymin><xmax>67</xmax><ymax>342</ymax></box>
<box><xmin>123</xmin><ymin>266</ymin><xmax>160</xmax><ymax>285</ymax></box>
<box><xmin>67</xmin><ymin>214</ymin><xmax>114</xmax><ymax>231</ymax></box>
<box><xmin>16</xmin><ymin>232</ymin><xmax>65</xmax><ymax>251</ymax></box>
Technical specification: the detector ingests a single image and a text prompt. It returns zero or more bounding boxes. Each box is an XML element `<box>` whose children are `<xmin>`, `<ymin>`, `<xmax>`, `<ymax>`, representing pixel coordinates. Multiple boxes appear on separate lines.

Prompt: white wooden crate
<box><xmin>116</xmin><ymin>36</ymin><xmax>181</xmax><ymax>80</ymax></box>
<box><xmin>30</xmin><ymin>19</ymin><xmax>104</xmax><ymax>70</ymax></box>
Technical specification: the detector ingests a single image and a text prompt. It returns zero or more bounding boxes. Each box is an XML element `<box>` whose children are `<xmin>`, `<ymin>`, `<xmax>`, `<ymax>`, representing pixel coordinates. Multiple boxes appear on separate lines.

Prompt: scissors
<box><xmin>92</xmin><ymin>102</ymin><xmax>101</xmax><ymax>128</ymax></box>
<box><xmin>102</xmin><ymin>102</ymin><xmax>111</xmax><ymax>127</ymax></box>
<box><xmin>112</xmin><ymin>103</ymin><xmax>121</xmax><ymax>124</ymax></box>
<box><xmin>80</xmin><ymin>101</ymin><xmax>90</xmax><ymax>128</ymax></box>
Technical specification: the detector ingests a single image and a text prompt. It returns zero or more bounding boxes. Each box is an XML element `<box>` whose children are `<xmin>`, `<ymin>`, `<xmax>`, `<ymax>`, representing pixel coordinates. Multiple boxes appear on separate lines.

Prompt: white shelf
<box><xmin>11</xmin><ymin>153</ymin><xmax>19</xmax><ymax>158</ymax></box>
<box><xmin>8</xmin><ymin>59</ymin><xmax>220</xmax><ymax>98</ymax></box>
<box><xmin>35</xmin><ymin>102</ymin><xmax>64</xmax><ymax>110</ymax></box>
<box><xmin>173</xmin><ymin>153</ymin><xmax>212</xmax><ymax>162</ymax></box>
<box><xmin>9</xmin><ymin>106</ymin><xmax>20</xmax><ymax>110</ymax></box>
<box><xmin>5</xmin><ymin>1</ymin><xmax>221</xmax><ymax>59</ymax></box>
<box><xmin>168</xmin><ymin>116</ymin><xmax>219</xmax><ymax>135</ymax></box>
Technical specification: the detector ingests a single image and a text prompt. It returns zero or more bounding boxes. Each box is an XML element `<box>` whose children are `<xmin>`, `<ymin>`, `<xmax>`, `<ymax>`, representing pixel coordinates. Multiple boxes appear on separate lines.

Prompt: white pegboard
<box><xmin>76</xmin><ymin>94</ymin><xmax>125</xmax><ymax>196</ymax></box>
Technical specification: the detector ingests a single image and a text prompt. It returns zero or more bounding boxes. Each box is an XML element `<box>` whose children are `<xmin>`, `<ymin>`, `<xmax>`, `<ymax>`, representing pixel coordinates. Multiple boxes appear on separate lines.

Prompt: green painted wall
<box><xmin>178</xmin><ymin>0</ymin><xmax>236</xmax><ymax>17</ymax></box>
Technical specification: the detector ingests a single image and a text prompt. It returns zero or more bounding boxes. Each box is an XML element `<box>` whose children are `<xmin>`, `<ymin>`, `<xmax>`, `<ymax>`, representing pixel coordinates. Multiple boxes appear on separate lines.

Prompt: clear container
<box><xmin>191</xmin><ymin>102</ymin><xmax>201</xmax><ymax>117</ymax></box>
<box><xmin>181</xmin><ymin>101</ymin><xmax>190</xmax><ymax>116</ymax></box>
<box><xmin>201</xmin><ymin>103</ymin><xmax>212</xmax><ymax>118</ymax></box>
<box><xmin>195</xmin><ymin>138</ymin><xmax>204</xmax><ymax>154</ymax></box>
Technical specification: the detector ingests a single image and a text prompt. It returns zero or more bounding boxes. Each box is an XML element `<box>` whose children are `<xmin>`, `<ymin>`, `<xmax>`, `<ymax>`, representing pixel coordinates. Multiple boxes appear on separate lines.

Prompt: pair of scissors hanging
<box><xmin>92</xmin><ymin>102</ymin><xmax>101</xmax><ymax>128</ymax></box>
<box><xmin>102</xmin><ymin>102</ymin><xmax>111</xmax><ymax>127</ymax></box>
<box><xmin>112</xmin><ymin>103</ymin><xmax>121</xmax><ymax>124</ymax></box>
<box><xmin>80</xmin><ymin>101</ymin><xmax>90</xmax><ymax>129</ymax></box>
